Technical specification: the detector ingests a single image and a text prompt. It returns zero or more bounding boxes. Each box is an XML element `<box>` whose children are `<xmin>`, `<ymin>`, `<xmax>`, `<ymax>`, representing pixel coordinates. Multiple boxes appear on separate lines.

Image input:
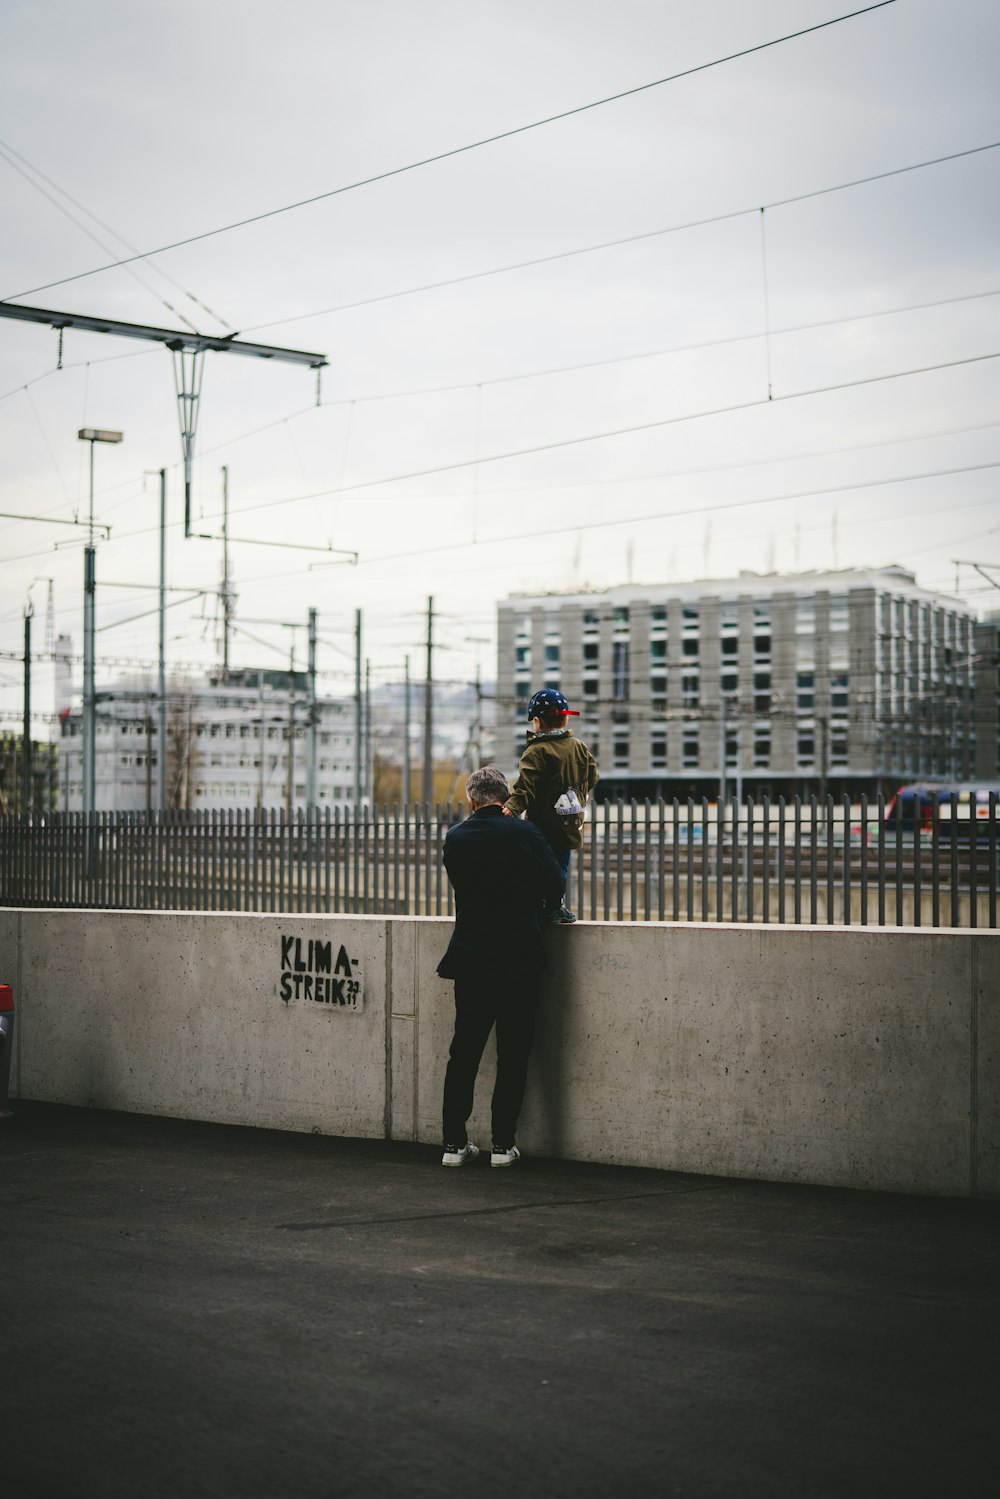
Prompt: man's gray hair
<box><xmin>466</xmin><ymin>765</ymin><xmax>510</xmax><ymax>806</ymax></box>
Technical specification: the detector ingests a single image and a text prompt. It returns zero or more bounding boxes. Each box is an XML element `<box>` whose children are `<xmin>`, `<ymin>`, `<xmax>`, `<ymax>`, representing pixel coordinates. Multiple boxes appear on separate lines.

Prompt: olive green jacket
<box><xmin>505</xmin><ymin>728</ymin><xmax>599</xmax><ymax>852</ymax></box>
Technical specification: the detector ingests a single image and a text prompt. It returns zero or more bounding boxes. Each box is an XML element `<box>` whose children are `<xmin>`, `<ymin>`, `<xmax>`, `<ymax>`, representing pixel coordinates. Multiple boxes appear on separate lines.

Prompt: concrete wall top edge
<box><xmin>4</xmin><ymin>909</ymin><xmax>996</xmax><ymax>942</ymax></box>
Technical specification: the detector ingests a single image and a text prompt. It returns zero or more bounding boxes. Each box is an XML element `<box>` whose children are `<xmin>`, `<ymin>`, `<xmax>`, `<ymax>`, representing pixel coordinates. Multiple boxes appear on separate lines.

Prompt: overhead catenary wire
<box><xmin>200</xmin><ymin>349</ymin><xmax>1000</xmax><ymax>522</ymax></box>
<box><xmin>40</xmin><ymin>281</ymin><xmax>984</xmax><ymax>503</ymax></box>
<box><xmin>0</xmin><ymin>144</ymin><xmax>208</xmax><ymax>337</ymax></box>
<box><xmin>4</xmin><ymin>214</ymin><xmax>998</xmax><ymax>533</ymax></box>
<box><xmin>203</xmin><ymin>284</ymin><xmax>1000</xmax><ymax>435</ymax></box>
<box><xmin>241</xmin><ymin>142</ymin><xmax>1000</xmax><ymax>338</ymax></box>
<box><xmin>22</xmin><ymin>384</ymin><xmax>72</xmax><ymax>503</ymax></box>
<box><xmin>1</xmin><ymin>2</ymin><xmax>901</xmax><ymax>304</ymax></box>
<box><xmin>4</xmin><ymin>270</ymin><xmax>997</xmax><ymax>437</ymax></box>
<box><xmin>0</xmin><ymin>345</ymin><xmax>161</xmax><ymax>407</ymax></box>
<box><xmin>0</xmin><ymin>136</ymin><xmax>234</xmax><ymax>334</ymax></box>
<box><xmin>1</xmin><ymin>348</ymin><xmax>998</xmax><ymax>573</ymax></box>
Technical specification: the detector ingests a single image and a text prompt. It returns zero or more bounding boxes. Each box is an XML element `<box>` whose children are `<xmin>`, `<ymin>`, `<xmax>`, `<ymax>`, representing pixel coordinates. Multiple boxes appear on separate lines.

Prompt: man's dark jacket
<box><xmin>437</xmin><ymin>805</ymin><xmax>565</xmax><ymax>982</ymax></box>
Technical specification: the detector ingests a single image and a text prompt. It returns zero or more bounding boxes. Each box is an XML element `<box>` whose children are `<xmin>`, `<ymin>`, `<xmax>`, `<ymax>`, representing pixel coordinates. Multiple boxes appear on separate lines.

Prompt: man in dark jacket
<box><xmin>438</xmin><ymin>765</ymin><xmax>564</xmax><ymax>1168</ymax></box>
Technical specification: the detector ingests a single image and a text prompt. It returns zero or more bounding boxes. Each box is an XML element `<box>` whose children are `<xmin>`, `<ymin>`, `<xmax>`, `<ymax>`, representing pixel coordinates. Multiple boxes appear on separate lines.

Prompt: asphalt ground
<box><xmin>2</xmin><ymin>1103</ymin><xmax>997</xmax><ymax>1499</ymax></box>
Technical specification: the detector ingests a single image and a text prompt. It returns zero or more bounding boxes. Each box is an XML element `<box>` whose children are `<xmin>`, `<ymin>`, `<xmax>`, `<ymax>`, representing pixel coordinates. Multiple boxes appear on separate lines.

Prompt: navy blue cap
<box><xmin>527</xmin><ymin>688</ymin><xmax>579</xmax><ymax>719</ymax></box>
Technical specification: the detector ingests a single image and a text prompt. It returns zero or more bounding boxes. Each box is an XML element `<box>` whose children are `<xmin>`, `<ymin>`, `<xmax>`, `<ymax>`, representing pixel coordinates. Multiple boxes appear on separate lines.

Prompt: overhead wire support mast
<box><xmin>0</xmin><ymin>300</ymin><xmax>327</xmax><ymax>538</ymax></box>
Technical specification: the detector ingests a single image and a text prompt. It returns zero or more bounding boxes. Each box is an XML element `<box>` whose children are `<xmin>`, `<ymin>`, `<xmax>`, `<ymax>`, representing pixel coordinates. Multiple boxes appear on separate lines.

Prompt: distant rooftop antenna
<box><xmin>571</xmin><ymin>529</ymin><xmax>583</xmax><ymax>590</ymax></box>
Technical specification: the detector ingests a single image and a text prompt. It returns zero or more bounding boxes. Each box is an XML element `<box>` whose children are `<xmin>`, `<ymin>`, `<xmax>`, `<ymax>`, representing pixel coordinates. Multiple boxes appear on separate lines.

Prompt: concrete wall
<box><xmin>2</xmin><ymin>910</ymin><xmax>997</xmax><ymax>1198</ymax></box>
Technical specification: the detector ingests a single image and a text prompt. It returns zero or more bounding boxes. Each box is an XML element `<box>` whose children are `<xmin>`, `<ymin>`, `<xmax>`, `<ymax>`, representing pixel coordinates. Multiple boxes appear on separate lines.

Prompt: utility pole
<box><xmin>354</xmin><ymin>609</ymin><xmax>363</xmax><ymax>808</ymax></box>
<box><xmin>157</xmin><ymin>468</ymin><xmax>167</xmax><ymax>814</ymax></box>
<box><xmin>818</xmin><ymin>714</ymin><xmax>828</xmax><ymax>801</ymax></box>
<box><xmin>285</xmin><ymin>645</ymin><xmax>296</xmax><ymax>819</ymax></box>
<box><xmin>306</xmin><ymin>608</ymin><xmax>318</xmax><ymax>809</ymax></box>
<box><xmin>472</xmin><ymin>664</ymin><xmax>483</xmax><ymax>769</ymax></box>
<box><xmin>22</xmin><ymin>605</ymin><xmax>32</xmax><ymax>813</ymax></box>
<box><xmin>423</xmin><ymin>596</ymin><xmax>434</xmax><ymax>806</ymax></box>
<box><xmin>79</xmin><ymin>427</ymin><xmax>123</xmax><ymax>825</ymax></box>
<box><xmin>403</xmin><ymin>655</ymin><xmax>411</xmax><ymax>807</ymax></box>
<box><xmin>221</xmin><ymin>465</ymin><xmax>233</xmax><ymax>677</ymax></box>
<box><xmin>365</xmin><ymin>658</ymin><xmax>372</xmax><ymax>804</ymax></box>
<box><xmin>83</xmin><ymin>534</ymin><xmax>96</xmax><ymax>816</ymax></box>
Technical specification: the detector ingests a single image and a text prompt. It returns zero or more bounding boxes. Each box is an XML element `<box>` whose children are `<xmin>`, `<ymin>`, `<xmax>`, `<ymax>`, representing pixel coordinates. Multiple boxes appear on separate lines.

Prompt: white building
<box><xmin>55</xmin><ymin>641</ymin><xmax>357</xmax><ymax>812</ymax></box>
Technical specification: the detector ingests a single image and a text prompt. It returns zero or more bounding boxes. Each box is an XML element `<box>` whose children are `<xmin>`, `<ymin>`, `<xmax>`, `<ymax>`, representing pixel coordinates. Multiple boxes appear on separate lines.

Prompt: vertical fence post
<box><xmin>969</xmin><ymin>795</ymin><xmax>979</xmax><ymax>930</ymax></box>
<box><xmin>930</xmin><ymin>790</ymin><xmax>940</xmax><ymax>928</ymax></box>
<box><xmin>793</xmin><ymin>795</ymin><xmax>802</xmax><ymax>925</ymax></box>
<box><xmin>99</xmin><ymin>809</ymin><xmax>106</xmax><ymax>908</ymax></box>
<box><xmin>630</xmin><ymin>800</ymin><xmax>638</xmax><ymax>923</ymax></box>
<box><xmin>589</xmin><ymin>801</ymin><xmax>598</xmax><ymax>922</ymax></box>
<box><xmin>729</xmin><ymin>794</ymin><xmax>738</xmax><ymax>923</ymax></box>
<box><xmin>894</xmin><ymin>795</ymin><xmax>904</xmax><ymax>927</ymax></box>
<box><xmin>777</xmin><ymin>795</ymin><xmax>786</xmax><ymax>925</ymax></box>
<box><xmin>745</xmin><ymin>797</ymin><xmax>754</xmax><ymax>923</ymax></box>
<box><xmin>761</xmin><ymin>795</ymin><xmax>770</xmax><ymax>925</ymax></box>
<box><xmin>911</xmin><ymin>792</ymin><xmax>921</xmax><ymax>928</ymax></box>
<box><xmin>644</xmin><ymin>803</ymin><xmax>653</xmax><ymax>917</ymax></box>
<box><xmin>270</xmin><ymin>807</ymin><xmax>279</xmax><ymax>914</ymax></box>
<box><xmin>700</xmin><ymin>797</ymin><xmax>709</xmax><ymax>923</ymax></box>
<box><xmin>322</xmin><ymin>805</ymin><xmax>331</xmax><ymax>915</ymax></box>
<box><xmin>333</xmin><ymin>805</ymin><xmax>342</xmax><ymax>914</ymax></box>
<box><xmin>685</xmin><ymin>797</ymin><xmax>694</xmax><ymax>924</ymax></box>
<box><xmin>613</xmin><ymin>800</ymin><xmax>623</xmax><ymax>923</ymax></box>
<box><xmin>603</xmin><ymin>799</ymin><xmax>611</xmax><ymax>923</ymax></box>
<box><xmin>877</xmin><ymin>793</ymin><xmax>886</xmax><ymax>927</ymax></box>
<box><xmin>809</xmin><ymin>796</ymin><xmax>818</xmax><ymax>925</ymax></box>
<box><xmin>826</xmin><ymin>795</ymin><xmax>835</xmax><ymax>926</ymax></box>
<box><xmin>671</xmin><ymin>798</ymin><xmax>679</xmax><ymax>922</ymax></box>
<box><xmin>841</xmin><ymin>793</ymin><xmax>852</xmax><ymax>927</ymax></box>
<box><xmin>360</xmin><ymin>804</ymin><xmax>369</xmax><ymax>915</ymax></box>
<box><xmin>860</xmin><ymin>793</ymin><xmax>868</xmax><ymax>927</ymax></box>
<box><xmin>949</xmin><ymin>793</ymin><xmax>960</xmax><ymax>930</ymax></box>
<box><xmin>714</xmin><ymin>794</ymin><xmax>724</xmax><ymax>921</ymax></box>
<box><xmin>370</xmin><ymin>805</ymin><xmax>379</xmax><ymax>916</ymax></box>
<box><xmin>989</xmin><ymin>791</ymin><xmax>997</xmax><ymax>931</ymax></box>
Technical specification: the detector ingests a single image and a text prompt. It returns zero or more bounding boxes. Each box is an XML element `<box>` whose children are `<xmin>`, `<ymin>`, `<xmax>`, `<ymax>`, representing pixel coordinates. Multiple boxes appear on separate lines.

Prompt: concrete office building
<box><xmin>497</xmin><ymin>566</ymin><xmax>984</xmax><ymax>799</ymax></box>
<box><xmin>55</xmin><ymin>640</ymin><xmax>357</xmax><ymax>812</ymax></box>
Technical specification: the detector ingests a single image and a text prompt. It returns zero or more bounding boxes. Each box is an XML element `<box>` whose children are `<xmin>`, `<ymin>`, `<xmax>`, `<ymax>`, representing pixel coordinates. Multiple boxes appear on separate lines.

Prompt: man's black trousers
<box><xmin>442</xmin><ymin>973</ymin><xmax>539</xmax><ymax>1149</ymax></box>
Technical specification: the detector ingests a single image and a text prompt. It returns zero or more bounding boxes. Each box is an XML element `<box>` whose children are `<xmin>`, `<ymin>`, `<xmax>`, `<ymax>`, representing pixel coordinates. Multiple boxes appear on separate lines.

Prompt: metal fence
<box><xmin>1</xmin><ymin>794</ymin><xmax>997</xmax><ymax>928</ymax></box>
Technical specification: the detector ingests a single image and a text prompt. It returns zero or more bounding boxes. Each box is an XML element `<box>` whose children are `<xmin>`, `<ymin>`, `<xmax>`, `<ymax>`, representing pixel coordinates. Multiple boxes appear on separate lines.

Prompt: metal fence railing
<box><xmin>1</xmin><ymin>794</ymin><xmax>997</xmax><ymax>928</ymax></box>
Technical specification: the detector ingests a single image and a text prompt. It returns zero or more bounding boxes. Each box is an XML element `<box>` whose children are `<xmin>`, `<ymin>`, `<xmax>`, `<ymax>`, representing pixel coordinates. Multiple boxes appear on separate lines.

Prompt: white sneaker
<box><xmin>491</xmin><ymin>1145</ymin><xmax>521</xmax><ymax>1168</ymax></box>
<box><xmin>441</xmin><ymin>1141</ymin><xmax>479</xmax><ymax>1167</ymax></box>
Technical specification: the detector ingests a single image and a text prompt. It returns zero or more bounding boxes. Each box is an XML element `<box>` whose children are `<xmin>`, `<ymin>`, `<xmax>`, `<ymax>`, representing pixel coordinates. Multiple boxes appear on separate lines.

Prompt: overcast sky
<box><xmin>1</xmin><ymin>0</ymin><xmax>998</xmax><ymax>729</ymax></box>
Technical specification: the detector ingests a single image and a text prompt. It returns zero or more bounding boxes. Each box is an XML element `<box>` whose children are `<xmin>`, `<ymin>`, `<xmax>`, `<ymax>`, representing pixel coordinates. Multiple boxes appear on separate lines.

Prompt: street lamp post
<box><xmin>77</xmin><ymin>428</ymin><xmax>122</xmax><ymax>826</ymax></box>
